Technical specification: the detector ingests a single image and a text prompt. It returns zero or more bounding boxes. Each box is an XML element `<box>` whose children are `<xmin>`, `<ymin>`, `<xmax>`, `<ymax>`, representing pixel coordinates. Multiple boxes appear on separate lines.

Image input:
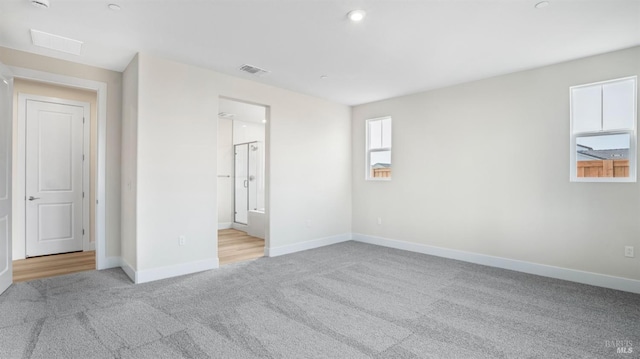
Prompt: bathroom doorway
<box><xmin>217</xmin><ymin>97</ymin><xmax>267</xmax><ymax>265</ymax></box>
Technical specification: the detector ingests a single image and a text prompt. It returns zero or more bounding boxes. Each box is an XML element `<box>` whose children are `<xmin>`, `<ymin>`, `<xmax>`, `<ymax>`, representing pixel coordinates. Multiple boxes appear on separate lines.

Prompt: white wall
<box><xmin>121</xmin><ymin>54</ymin><xmax>138</xmax><ymax>269</ymax></box>
<box><xmin>217</xmin><ymin>117</ymin><xmax>233</xmax><ymax>227</ymax></box>
<box><xmin>233</xmin><ymin>120</ymin><xmax>265</xmax><ymax>145</ymax></box>
<box><xmin>125</xmin><ymin>53</ymin><xmax>351</xmax><ymax>277</ymax></box>
<box><xmin>134</xmin><ymin>53</ymin><xmax>218</xmax><ymax>271</ymax></box>
<box><xmin>352</xmin><ymin>46</ymin><xmax>640</xmax><ymax>281</ymax></box>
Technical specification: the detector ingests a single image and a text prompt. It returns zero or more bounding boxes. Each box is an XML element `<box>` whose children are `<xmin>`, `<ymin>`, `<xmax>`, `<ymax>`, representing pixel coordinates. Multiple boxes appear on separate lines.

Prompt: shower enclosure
<box><xmin>234</xmin><ymin>141</ymin><xmax>264</xmax><ymax>224</ymax></box>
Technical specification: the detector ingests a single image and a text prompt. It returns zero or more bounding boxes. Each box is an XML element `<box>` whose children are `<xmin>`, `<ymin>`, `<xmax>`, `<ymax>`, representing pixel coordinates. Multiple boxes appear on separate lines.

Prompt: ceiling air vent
<box><xmin>31</xmin><ymin>0</ymin><xmax>50</xmax><ymax>9</ymax></box>
<box><xmin>31</xmin><ymin>29</ymin><xmax>83</xmax><ymax>55</ymax></box>
<box><xmin>239</xmin><ymin>64</ymin><xmax>270</xmax><ymax>77</ymax></box>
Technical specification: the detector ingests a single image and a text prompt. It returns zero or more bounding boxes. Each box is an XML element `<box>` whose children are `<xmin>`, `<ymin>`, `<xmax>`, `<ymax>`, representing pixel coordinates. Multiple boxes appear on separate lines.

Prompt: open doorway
<box><xmin>217</xmin><ymin>97</ymin><xmax>267</xmax><ymax>265</ymax></box>
<box><xmin>12</xmin><ymin>79</ymin><xmax>97</xmax><ymax>282</ymax></box>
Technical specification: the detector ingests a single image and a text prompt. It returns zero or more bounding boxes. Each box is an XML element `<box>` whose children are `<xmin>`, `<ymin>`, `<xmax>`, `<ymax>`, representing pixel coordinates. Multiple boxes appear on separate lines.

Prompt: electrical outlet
<box><xmin>624</xmin><ymin>246</ymin><xmax>634</xmax><ymax>258</ymax></box>
<box><xmin>377</xmin><ymin>217</ymin><xmax>382</xmax><ymax>225</ymax></box>
<box><xmin>179</xmin><ymin>236</ymin><xmax>186</xmax><ymax>246</ymax></box>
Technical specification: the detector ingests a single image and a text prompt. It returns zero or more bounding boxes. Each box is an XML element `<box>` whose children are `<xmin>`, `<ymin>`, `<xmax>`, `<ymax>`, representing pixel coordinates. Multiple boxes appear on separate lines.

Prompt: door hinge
<box><xmin>82</xmin><ymin>192</ymin><xmax>85</xmax><ymax>198</ymax></box>
<box><xmin>83</xmin><ymin>229</ymin><xmax>85</xmax><ymax>235</ymax></box>
<box><xmin>83</xmin><ymin>117</ymin><xmax>85</xmax><ymax>124</ymax></box>
<box><xmin>82</xmin><ymin>154</ymin><xmax>85</xmax><ymax>161</ymax></box>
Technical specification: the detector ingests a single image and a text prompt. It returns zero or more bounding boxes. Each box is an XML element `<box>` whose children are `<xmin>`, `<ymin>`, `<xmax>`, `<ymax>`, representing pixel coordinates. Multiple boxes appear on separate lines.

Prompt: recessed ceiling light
<box><xmin>320</xmin><ymin>75</ymin><xmax>328</xmax><ymax>79</ymax></box>
<box><xmin>535</xmin><ymin>1</ymin><xmax>550</xmax><ymax>9</ymax></box>
<box><xmin>31</xmin><ymin>0</ymin><xmax>50</xmax><ymax>9</ymax></box>
<box><xmin>108</xmin><ymin>4</ymin><xmax>121</xmax><ymax>11</ymax></box>
<box><xmin>347</xmin><ymin>10</ymin><xmax>366</xmax><ymax>22</ymax></box>
<box><xmin>262</xmin><ymin>119</ymin><xmax>267</xmax><ymax>123</ymax></box>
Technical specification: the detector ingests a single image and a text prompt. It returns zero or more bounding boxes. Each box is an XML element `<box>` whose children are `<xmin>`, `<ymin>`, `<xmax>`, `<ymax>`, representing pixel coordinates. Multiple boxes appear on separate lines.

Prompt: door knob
<box><xmin>28</xmin><ymin>196</ymin><xmax>40</xmax><ymax>201</ymax></box>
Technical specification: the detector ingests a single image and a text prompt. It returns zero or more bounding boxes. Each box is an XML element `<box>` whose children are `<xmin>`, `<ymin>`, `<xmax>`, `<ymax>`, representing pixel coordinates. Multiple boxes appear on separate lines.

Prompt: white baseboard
<box><xmin>102</xmin><ymin>256</ymin><xmax>122</xmax><ymax>269</ymax></box>
<box><xmin>231</xmin><ymin>223</ymin><xmax>247</xmax><ymax>231</ymax></box>
<box><xmin>218</xmin><ymin>222</ymin><xmax>232</xmax><ymax>230</ymax></box>
<box><xmin>133</xmin><ymin>258</ymin><xmax>219</xmax><ymax>284</ymax></box>
<box><xmin>352</xmin><ymin>233</ymin><xmax>640</xmax><ymax>294</ymax></box>
<box><xmin>267</xmin><ymin>233</ymin><xmax>352</xmax><ymax>257</ymax></box>
<box><xmin>118</xmin><ymin>257</ymin><xmax>219</xmax><ymax>284</ymax></box>
<box><xmin>93</xmin><ymin>233</ymin><xmax>639</xmax><ymax>294</ymax></box>
<box><xmin>120</xmin><ymin>258</ymin><xmax>136</xmax><ymax>283</ymax></box>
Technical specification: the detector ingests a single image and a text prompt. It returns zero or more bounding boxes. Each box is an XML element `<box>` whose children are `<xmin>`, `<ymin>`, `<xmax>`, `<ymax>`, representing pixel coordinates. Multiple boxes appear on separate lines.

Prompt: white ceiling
<box><xmin>1</xmin><ymin>0</ymin><xmax>638</xmax><ymax>105</ymax></box>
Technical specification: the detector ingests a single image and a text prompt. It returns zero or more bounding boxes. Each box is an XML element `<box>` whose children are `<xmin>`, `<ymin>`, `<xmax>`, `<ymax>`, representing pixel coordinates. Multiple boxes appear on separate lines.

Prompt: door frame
<box><xmin>218</xmin><ymin>96</ymin><xmax>270</xmax><ymax>253</ymax></box>
<box><xmin>8</xmin><ymin>66</ymin><xmax>108</xmax><ymax>269</ymax></box>
<box><xmin>19</xmin><ymin>94</ymin><xmax>90</xmax><ymax>256</ymax></box>
<box><xmin>0</xmin><ymin>63</ymin><xmax>14</xmax><ymax>295</ymax></box>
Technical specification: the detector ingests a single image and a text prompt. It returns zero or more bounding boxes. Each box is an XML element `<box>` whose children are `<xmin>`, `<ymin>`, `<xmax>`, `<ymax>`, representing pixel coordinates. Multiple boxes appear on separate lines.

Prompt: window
<box><xmin>570</xmin><ymin>76</ymin><xmax>637</xmax><ymax>182</ymax></box>
<box><xmin>366</xmin><ymin>116</ymin><xmax>392</xmax><ymax>180</ymax></box>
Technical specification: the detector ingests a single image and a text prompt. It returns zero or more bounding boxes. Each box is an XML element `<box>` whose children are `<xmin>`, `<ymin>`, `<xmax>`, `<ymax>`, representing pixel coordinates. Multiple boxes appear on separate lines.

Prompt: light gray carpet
<box><xmin>0</xmin><ymin>241</ymin><xmax>638</xmax><ymax>358</ymax></box>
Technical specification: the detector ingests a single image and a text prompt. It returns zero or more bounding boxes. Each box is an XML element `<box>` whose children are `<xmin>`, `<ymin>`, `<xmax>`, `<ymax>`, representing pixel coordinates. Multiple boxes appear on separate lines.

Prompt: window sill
<box><xmin>570</xmin><ymin>177</ymin><xmax>636</xmax><ymax>183</ymax></box>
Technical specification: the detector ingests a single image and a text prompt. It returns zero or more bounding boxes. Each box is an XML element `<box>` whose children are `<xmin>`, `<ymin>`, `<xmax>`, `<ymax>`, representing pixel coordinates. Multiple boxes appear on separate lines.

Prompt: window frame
<box><xmin>569</xmin><ymin>76</ymin><xmax>637</xmax><ymax>183</ymax></box>
<box><xmin>365</xmin><ymin>116</ymin><xmax>392</xmax><ymax>181</ymax></box>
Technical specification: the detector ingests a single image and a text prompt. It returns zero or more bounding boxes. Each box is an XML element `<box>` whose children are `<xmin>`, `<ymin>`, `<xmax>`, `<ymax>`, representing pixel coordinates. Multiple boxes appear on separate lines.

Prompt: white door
<box><xmin>25</xmin><ymin>100</ymin><xmax>85</xmax><ymax>257</ymax></box>
<box><xmin>0</xmin><ymin>65</ymin><xmax>13</xmax><ymax>295</ymax></box>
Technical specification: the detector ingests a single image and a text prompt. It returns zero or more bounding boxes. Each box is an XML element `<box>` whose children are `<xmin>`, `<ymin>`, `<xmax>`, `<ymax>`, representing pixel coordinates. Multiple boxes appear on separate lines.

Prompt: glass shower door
<box><xmin>234</xmin><ymin>143</ymin><xmax>249</xmax><ymax>224</ymax></box>
<box><xmin>248</xmin><ymin>142</ymin><xmax>261</xmax><ymax>211</ymax></box>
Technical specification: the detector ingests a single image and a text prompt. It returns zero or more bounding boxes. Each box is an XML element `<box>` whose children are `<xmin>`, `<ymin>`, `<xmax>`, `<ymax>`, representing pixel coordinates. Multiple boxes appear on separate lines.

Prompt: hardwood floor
<box><xmin>11</xmin><ymin>230</ymin><xmax>262</xmax><ymax>282</ymax></box>
<box><xmin>218</xmin><ymin>229</ymin><xmax>265</xmax><ymax>265</ymax></box>
<box><xmin>13</xmin><ymin>251</ymin><xmax>96</xmax><ymax>283</ymax></box>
